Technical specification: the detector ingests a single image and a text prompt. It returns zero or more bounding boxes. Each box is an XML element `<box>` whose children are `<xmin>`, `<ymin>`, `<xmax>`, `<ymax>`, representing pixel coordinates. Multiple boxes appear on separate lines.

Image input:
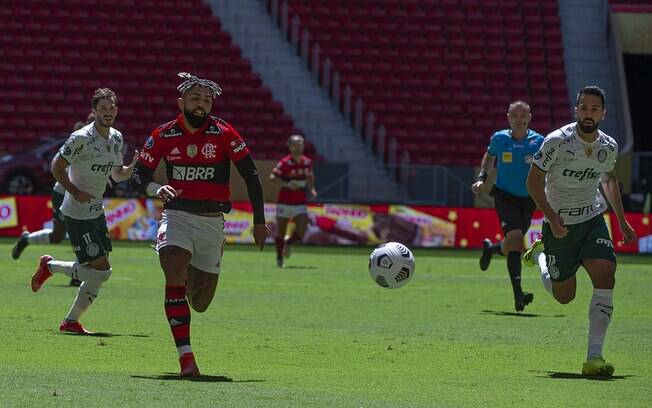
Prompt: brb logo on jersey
<box><xmin>172</xmin><ymin>165</ymin><xmax>216</xmax><ymax>181</ymax></box>
<box><xmin>91</xmin><ymin>162</ymin><xmax>115</xmax><ymax>175</ymax></box>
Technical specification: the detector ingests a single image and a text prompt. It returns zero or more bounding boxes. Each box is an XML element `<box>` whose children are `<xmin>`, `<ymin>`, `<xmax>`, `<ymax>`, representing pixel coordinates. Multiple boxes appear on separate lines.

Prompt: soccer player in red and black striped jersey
<box><xmin>132</xmin><ymin>73</ymin><xmax>269</xmax><ymax>377</ymax></box>
<box><xmin>269</xmin><ymin>134</ymin><xmax>317</xmax><ymax>267</ymax></box>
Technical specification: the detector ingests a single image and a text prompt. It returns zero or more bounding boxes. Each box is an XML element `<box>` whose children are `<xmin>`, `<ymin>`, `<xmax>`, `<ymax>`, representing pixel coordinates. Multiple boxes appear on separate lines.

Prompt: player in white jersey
<box><xmin>30</xmin><ymin>89</ymin><xmax>137</xmax><ymax>335</ymax></box>
<box><xmin>11</xmin><ymin>182</ymin><xmax>67</xmax><ymax>260</ymax></box>
<box><xmin>523</xmin><ymin>86</ymin><xmax>636</xmax><ymax>376</ymax></box>
<box><xmin>12</xmin><ymin>117</ymin><xmax>94</xmax><ymax>288</ymax></box>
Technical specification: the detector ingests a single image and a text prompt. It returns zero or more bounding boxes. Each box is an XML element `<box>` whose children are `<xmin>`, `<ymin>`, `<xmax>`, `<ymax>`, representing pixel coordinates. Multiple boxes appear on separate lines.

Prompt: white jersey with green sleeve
<box><xmin>532</xmin><ymin>123</ymin><xmax>618</xmax><ymax>225</ymax></box>
<box><xmin>59</xmin><ymin>123</ymin><xmax>124</xmax><ymax>220</ymax></box>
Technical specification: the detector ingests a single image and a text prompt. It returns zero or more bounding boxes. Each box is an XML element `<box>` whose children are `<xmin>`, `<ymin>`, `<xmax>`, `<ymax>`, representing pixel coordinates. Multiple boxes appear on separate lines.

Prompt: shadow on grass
<box><xmin>58</xmin><ymin>331</ymin><xmax>150</xmax><ymax>338</ymax></box>
<box><xmin>132</xmin><ymin>374</ymin><xmax>264</xmax><ymax>383</ymax></box>
<box><xmin>539</xmin><ymin>371</ymin><xmax>633</xmax><ymax>381</ymax></box>
<box><xmin>481</xmin><ymin>310</ymin><xmax>550</xmax><ymax>318</ymax></box>
<box><xmin>281</xmin><ymin>265</ymin><xmax>318</xmax><ymax>270</ymax></box>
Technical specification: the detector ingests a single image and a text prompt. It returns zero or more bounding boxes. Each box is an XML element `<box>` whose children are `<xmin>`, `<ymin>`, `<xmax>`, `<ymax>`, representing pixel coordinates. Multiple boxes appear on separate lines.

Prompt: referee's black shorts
<box><xmin>491</xmin><ymin>186</ymin><xmax>537</xmax><ymax>235</ymax></box>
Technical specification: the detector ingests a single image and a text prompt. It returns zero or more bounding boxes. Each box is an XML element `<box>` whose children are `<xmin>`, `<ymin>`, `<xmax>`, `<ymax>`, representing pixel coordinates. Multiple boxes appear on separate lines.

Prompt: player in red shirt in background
<box><xmin>270</xmin><ymin>134</ymin><xmax>317</xmax><ymax>267</ymax></box>
<box><xmin>132</xmin><ymin>73</ymin><xmax>269</xmax><ymax>377</ymax></box>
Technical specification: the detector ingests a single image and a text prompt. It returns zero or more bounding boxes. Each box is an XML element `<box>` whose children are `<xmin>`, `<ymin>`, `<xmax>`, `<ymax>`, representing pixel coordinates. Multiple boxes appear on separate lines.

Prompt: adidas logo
<box><xmin>171</xmin><ymin>147</ymin><xmax>181</xmax><ymax>155</ymax></box>
<box><xmin>169</xmin><ymin>318</ymin><xmax>183</xmax><ymax>326</ymax></box>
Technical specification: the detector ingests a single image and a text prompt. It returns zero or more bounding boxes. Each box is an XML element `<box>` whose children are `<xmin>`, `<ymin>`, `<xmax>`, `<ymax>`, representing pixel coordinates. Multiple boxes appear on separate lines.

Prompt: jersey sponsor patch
<box><xmin>171</xmin><ymin>165</ymin><xmax>216</xmax><ymax>181</ymax></box>
<box><xmin>232</xmin><ymin>141</ymin><xmax>246</xmax><ymax>154</ymax></box>
<box><xmin>596</xmin><ymin>238</ymin><xmax>614</xmax><ymax>248</ymax></box>
<box><xmin>90</xmin><ymin>162</ymin><xmax>117</xmax><ymax>174</ymax></box>
<box><xmin>558</xmin><ymin>203</ymin><xmax>597</xmax><ymax>217</ymax></box>
<box><xmin>161</xmin><ymin>127</ymin><xmax>183</xmax><ymax>138</ymax></box>
<box><xmin>205</xmin><ymin>124</ymin><xmax>222</xmax><ymax>135</ymax></box>
<box><xmin>502</xmin><ymin>152</ymin><xmax>512</xmax><ymax>163</ymax></box>
<box><xmin>140</xmin><ymin>151</ymin><xmax>155</xmax><ymax>163</ymax></box>
<box><xmin>562</xmin><ymin>168</ymin><xmax>600</xmax><ymax>181</ymax></box>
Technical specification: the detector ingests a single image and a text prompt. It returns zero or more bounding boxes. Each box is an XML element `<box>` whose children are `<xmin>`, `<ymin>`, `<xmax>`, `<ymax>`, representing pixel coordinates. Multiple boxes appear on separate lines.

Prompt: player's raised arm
<box><xmin>111</xmin><ymin>149</ymin><xmax>139</xmax><ymax>183</ymax></box>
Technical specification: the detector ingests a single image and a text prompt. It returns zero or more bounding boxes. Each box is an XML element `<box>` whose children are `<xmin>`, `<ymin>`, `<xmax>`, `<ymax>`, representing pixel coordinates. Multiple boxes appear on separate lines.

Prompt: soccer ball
<box><xmin>368</xmin><ymin>242</ymin><xmax>415</xmax><ymax>289</ymax></box>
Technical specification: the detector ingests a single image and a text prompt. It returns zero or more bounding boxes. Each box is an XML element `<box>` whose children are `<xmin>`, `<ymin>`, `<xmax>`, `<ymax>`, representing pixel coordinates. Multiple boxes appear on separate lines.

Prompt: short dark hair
<box><xmin>575</xmin><ymin>86</ymin><xmax>605</xmax><ymax>108</ymax></box>
<box><xmin>91</xmin><ymin>88</ymin><xmax>117</xmax><ymax>109</ymax></box>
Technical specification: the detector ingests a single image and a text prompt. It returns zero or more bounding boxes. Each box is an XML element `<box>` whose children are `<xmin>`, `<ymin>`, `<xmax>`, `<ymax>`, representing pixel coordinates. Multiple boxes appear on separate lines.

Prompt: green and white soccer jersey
<box><xmin>532</xmin><ymin>123</ymin><xmax>618</xmax><ymax>225</ymax></box>
<box><xmin>59</xmin><ymin>123</ymin><xmax>124</xmax><ymax>220</ymax></box>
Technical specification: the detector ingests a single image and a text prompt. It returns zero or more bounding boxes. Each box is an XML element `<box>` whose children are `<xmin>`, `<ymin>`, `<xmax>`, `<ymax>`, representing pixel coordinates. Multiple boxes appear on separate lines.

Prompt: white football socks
<box><xmin>47</xmin><ymin>260</ymin><xmax>113</xmax><ymax>322</ymax></box>
<box><xmin>47</xmin><ymin>261</ymin><xmax>112</xmax><ymax>282</ymax></box>
<box><xmin>587</xmin><ymin>288</ymin><xmax>614</xmax><ymax>359</ymax></box>
<box><xmin>537</xmin><ymin>253</ymin><xmax>553</xmax><ymax>296</ymax></box>
<box><xmin>27</xmin><ymin>229</ymin><xmax>52</xmax><ymax>244</ymax></box>
<box><xmin>65</xmin><ymin>280</ymin><xmax>103</xmax><ymax>322</ymax></box>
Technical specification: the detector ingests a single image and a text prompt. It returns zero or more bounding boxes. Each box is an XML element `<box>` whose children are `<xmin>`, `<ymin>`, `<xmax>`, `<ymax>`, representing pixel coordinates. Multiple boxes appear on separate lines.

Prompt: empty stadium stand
<box><xmin>278</xmin><ymin>0</ymin><xmax>570</xmax><ymax>165</ymax></box>
<box><xmin>0</xmin><ymin>0</ymin><xmax>313</xmax><ymax>159</ymax></box>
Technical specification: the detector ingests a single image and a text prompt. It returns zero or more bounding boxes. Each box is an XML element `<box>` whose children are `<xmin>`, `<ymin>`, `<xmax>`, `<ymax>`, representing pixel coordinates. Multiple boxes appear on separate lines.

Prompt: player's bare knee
<box><xmin>188</xmin><ymin>295</ymin><xmax>211</xmax><ymax>313</ymax></box>
<box><xmin>554</xmin><ymin>292</ymin><xmax>575</xmax><ymax>304</ymax></box>
<box><xmin>191</xmin><ymin>302</ymin><xmax>210</xmax><ymax>313</ymax></box>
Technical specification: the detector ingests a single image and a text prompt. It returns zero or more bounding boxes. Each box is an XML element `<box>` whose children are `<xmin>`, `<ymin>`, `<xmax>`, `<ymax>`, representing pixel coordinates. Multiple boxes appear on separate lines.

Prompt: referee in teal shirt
<box><xmin>471</xmin><ymin>101</ymin><xmax>544</xmax><ymax>312</ymax></box>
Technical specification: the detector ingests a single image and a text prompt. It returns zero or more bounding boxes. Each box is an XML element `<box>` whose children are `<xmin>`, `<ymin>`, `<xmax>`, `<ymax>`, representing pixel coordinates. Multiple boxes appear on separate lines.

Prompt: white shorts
<box><xmin>156</xmin><ymin>210</ymin><xmax>225</xmax><ymax>274</ymax></box>
<box><xmin>276</xmin><ymin>204</ymin><xmax>307</xmax><ymax>219</ymax></box>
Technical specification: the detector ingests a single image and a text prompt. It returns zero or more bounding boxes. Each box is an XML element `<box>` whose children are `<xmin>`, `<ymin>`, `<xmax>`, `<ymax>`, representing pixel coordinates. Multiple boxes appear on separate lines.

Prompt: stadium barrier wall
<box><xmin>0</xmin><ymin>195</ymin><xmax>650</xmax><ymax>254</ymax></box>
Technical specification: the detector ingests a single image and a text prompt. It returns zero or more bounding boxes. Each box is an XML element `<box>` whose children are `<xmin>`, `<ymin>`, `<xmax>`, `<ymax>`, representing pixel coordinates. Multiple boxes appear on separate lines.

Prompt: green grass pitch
<box><xmin>1</xmin><ymin>239</ymin><xmax>651</xmax><ymax>407</ymax></box>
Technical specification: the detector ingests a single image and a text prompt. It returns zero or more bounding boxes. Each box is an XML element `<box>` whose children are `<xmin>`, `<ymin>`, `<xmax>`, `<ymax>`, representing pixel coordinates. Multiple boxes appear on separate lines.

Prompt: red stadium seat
<box><xmin>0</xmin><ymin>0</ymin><xmax>305</xmax><ymax>159</ymax></box>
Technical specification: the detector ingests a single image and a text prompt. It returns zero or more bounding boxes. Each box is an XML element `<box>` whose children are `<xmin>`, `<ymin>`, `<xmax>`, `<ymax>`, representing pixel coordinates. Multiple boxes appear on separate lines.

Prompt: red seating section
<box><xmin>609</xmin><ymin>1</ymin><xmax>652</xmax><ymax>13</ymax></box>
<box><xmin>285</xmin><ymin>0</ymin><xmax>569</xmax><ymax>165</ymax></box>
<box><xmin>0</xmin><ymin>0</ymin><xmax>314</xmax><ymax>160</ymax></box>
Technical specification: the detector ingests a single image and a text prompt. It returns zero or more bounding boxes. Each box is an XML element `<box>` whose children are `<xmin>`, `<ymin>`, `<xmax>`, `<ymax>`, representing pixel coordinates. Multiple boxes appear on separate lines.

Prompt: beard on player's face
<box><xmin>578</xmin><ymin>118</ymin><xmax>599</xmax><ymax>133</ymax></box>
<box><xmin>184</xmin><ymin>106</ymin><xmax>209</xmax><ymax>128</ymax></box>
